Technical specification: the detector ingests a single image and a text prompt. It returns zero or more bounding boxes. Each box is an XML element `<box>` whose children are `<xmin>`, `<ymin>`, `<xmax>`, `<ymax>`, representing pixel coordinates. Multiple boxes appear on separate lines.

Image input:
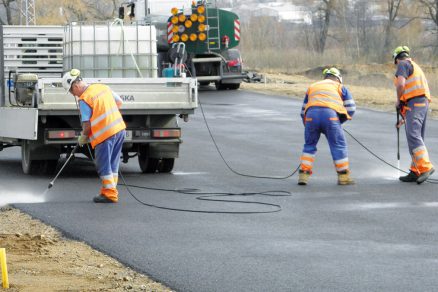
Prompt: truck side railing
<box><xmin>38</xmin><ymin>78</ymin><xmax>198</xmax><ymax>112</ymax></box>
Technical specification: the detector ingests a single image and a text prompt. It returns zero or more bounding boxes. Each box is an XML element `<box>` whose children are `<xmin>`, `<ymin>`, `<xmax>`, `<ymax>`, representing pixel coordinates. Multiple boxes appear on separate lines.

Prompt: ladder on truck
<box><xmin>205</xmin><ymin>0</ymin><xmax>221</xmax><ymax>52</ymax></box>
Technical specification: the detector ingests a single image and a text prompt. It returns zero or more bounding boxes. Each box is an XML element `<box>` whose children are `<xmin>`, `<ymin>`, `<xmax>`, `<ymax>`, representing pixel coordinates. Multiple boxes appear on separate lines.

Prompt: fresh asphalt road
<box><xmin>2</xmin><ymin>87</ymin><xmax>438</xmax><ymax>291</ymax></box>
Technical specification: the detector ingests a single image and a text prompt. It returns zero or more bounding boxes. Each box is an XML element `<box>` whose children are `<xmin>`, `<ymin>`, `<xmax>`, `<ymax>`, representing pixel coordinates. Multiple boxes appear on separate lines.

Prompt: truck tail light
<box><xmin>151</xmin><ymin>129</ymin><xmax>181</xmax><ymax>138</ymax></box>
<box><xmin>227</xmin><ymin>59</ymin><xmax>241</xmax><ymax>67</ymax></box>
<box><xmin>48</xmin><ymin>130</ymin><xmax>76</xmax><ymax>139</ymax></box>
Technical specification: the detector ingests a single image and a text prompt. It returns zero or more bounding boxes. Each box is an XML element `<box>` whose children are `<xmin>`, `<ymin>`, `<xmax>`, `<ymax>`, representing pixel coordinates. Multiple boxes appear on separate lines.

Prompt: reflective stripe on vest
<box><xmin>79</xmin><ymin>84</ymin><xmax>126</xmax><ymax>148</ymax></box>
<box><xmin>304</xmin><ymin>79</ymin><xmax>351</xmax><ymax>119</ymax></box>
<box><xmin>395</xmin><ymin>61</ymin><xmax>431</xmax><ymax>102</ymax></box>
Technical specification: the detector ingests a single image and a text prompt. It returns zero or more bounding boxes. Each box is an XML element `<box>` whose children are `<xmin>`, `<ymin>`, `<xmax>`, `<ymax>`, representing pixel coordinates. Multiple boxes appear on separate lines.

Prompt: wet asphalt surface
<box><xmin>2</xmin><ymin>87</ymin><xmax>438</xmax><ymax>291</ymax></box>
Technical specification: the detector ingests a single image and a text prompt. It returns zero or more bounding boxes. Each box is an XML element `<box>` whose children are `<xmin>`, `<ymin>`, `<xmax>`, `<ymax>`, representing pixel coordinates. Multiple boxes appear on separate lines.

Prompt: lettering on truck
<box><xmin>120</xmin><ymin>95</ymin><xmax>135</xmax><ymax>102</ymax></box>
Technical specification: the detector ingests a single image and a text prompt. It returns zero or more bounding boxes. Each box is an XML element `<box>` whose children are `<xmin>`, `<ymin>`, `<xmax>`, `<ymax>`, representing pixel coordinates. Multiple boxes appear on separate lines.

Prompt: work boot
<box><xmin>416</xmin><ymin>168</ymin><xmax>435</xmax><ymax>185</ymax></box>
<box><xmin>399</xmin><ymin>171</ymin><xmax>418</xmax><ymax>182</ymax></box>
<box><xmin>93</xmin><ymin>194</ymin><xmax>116</xmax><ymax>203</ymax></box>
<box><xmin>298</xmin><ymin>170</ymin><xmax>310</xmax><ymax>185</ymax></box>
<box><xmin>337</xmin><ymin>171</ymin><xmax>355</xmax><ymax>185</ymax></box>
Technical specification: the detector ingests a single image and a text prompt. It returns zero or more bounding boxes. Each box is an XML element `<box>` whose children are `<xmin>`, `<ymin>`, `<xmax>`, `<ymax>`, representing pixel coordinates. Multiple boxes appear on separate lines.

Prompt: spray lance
<box><xmin>47</xmin><ymin>143</ymin><xmax>80</xmax><ymax>189</ymax></box>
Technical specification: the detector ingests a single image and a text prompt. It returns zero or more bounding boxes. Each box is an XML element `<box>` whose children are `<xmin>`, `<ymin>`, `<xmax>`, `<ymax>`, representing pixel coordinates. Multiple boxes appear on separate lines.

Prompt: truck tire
<box><xmin>228</xmin><ymin>83</ymin><xmax>240</xmax><ymax>90</ymax></box>
<box><xmin>21</xmin><ymin>141</ymin><xmax>41</xmax><ymax>175</ymax></box>
<box><xmin>215</xmin><ymin>82</ymin><xmax>227</xmax><ymax>90</ymax></box>
<box><xmin>138</xmin><ymin>145</ymin><xmax>159</xmax><ymax>173</ymax></box>
<box><xmin>158</xmin><ymin>158</ymin><xmax>174</xmax><ymax>173</ymax></box>
<box><xmin>22</xmin><ymin>141</ymin><xmax>59</xmax><ymax>175</ymax></box>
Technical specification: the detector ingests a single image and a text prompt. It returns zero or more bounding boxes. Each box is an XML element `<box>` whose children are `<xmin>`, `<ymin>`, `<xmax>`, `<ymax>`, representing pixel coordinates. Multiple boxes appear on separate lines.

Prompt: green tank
<box><xmin>167</xmin><ymin>4</ymin><xmax>240</xmax><ymax>54</ymax></box>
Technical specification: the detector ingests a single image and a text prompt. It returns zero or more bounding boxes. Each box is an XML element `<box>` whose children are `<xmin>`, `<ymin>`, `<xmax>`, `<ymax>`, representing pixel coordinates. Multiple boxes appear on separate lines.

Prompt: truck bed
<box><xmin>38</xmin><ymin>77</ymin><xmax>198</xmax><ymax>112</ymax></box>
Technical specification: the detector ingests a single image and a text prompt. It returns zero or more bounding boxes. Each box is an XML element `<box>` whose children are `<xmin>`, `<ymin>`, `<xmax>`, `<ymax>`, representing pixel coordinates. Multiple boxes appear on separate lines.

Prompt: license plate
<box><xmin>124</xmin><ymin>130</ymin><xmax>133</xmax><ymax>141</ymax></box>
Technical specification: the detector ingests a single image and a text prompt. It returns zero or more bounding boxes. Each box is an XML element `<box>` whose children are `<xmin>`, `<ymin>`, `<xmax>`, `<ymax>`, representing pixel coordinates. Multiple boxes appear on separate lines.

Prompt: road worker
<box><xmin>62</xmin><ymin>69</ymin><xmax>126</xmax><ymax>203</ymax></box>
<box><xmin>393</xmin><ymin>46</ymin><xmax>435</xmax><ymax>184</ymax></box>
<box><xmin>298</xmin><ymin>67</ymin><xmax>356</xmax><ymax>185</ymax></box>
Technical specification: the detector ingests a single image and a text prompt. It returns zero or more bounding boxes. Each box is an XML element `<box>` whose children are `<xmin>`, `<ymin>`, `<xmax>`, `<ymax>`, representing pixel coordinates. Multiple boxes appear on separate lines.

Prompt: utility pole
<box><xmin>19</xmin><ymin>0</ymin><xmax>36</xmax><ymax>25</ymax></box>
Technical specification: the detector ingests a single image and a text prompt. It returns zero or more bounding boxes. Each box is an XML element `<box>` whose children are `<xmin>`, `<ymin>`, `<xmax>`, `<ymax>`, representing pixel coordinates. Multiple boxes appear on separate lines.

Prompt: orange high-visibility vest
<box><xmin>395</xmin><ymin>60</ymin><xmax>431</xmax><ymax>102</ymax></box>
<box><xmin>304</xmin><ymin>79</ymin><xmax>351</xmax><ymax>120</ymax></box>
<box><xmin>79</xmin><ymin>84</ymin><xmax>126</xmax><ymax>148</ymax></box>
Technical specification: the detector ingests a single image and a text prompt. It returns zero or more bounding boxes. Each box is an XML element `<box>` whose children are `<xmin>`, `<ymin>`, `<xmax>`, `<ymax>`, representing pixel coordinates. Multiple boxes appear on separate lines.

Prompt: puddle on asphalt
<box><xmin>172</xmin><ymin>172</ymin><xmax>208</xmax><ymax>176</ymax></box>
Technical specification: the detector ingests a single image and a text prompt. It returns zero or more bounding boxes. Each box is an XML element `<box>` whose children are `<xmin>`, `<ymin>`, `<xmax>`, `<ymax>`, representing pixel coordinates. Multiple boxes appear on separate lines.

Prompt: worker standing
<box><xmin>393</xmin><ymin>46</ymin><xmax>435</xmax><ymax>184</ymax></box>
<box><xmin>298</xmin><ymin>68</ymin><xmax>356</xmax><ymax>186</ymax></box>
<box><xmin>62</xmin><ymin>69</ymin><xmax>126</xmax><ymax>203</ymax></box>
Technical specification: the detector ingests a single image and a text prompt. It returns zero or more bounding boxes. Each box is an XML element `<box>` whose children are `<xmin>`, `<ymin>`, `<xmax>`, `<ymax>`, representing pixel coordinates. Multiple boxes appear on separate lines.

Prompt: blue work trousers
<box><xmin>301</xmin><ymin>107</ymin><xmax>349</xmax><ymax>173</ymax></box>
<box><xmin>94</xmin><ymin>130</ymin><xmax>125</xmax><ymax>201</ymax></box>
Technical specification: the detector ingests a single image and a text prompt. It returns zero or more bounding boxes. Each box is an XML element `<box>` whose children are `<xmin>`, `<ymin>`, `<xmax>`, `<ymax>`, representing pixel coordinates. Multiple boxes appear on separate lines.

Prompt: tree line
<box><xmin>239</xmin><ymin>0</ymin><xmax>438</xmax><ymax>69</ymax></box>
<box><xmin>2</xmin><ymin>0</ymin><xmax>438</xmax><ymax>68</ymax></box>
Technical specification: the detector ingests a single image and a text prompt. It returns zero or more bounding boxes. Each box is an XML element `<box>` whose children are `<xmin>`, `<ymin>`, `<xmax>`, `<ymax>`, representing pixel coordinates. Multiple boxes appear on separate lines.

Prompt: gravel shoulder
<box><xmin>0</xmin><ymin>207</ymin><xmax>172</xmax><ymax>291</ymax></box>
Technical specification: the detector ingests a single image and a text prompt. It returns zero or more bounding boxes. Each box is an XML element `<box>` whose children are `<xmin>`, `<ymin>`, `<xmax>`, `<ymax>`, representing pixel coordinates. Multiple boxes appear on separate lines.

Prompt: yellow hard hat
<box><xmin>393</xmin><ymin>46</ymin><xmax>410</xmax><ymax>63</ymax></box>
<box><xmin>323</xmin><ymin>67</ymin><xmax>342</xmax><ymax>83</ymax></box>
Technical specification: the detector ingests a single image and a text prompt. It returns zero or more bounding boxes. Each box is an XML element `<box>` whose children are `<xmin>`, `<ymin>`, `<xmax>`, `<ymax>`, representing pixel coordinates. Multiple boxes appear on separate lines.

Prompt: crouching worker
<box><xmin>298</xmin><ymin>67</ymin><xmax>356</xmax><ymax>186</ymax></box>
<box><xmin>393</xmin><ymin>46</ymin><xmax>435</xmax><ymax>184</ymax></box>
<box><xmin>62</xmin><ymin>69</ymin><xmax>126</xmax><ymax>203</ymax></box>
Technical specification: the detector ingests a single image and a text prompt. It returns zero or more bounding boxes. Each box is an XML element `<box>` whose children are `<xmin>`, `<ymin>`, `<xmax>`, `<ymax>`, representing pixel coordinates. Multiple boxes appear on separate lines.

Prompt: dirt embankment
<box><xmin>242</xmin><ymin>63</ymin><xmax>438</xmax><ymax>118</ymax></box>
<box><xmin>0</xmin><ymin>207</ymin><xmax>172</xmax><ymax>292</ymax></box>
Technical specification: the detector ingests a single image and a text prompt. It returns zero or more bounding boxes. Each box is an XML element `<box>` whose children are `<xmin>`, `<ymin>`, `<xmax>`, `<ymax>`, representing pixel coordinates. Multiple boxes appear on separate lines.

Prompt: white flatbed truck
<box><xmin>0</xmin><ymin>24</ymin><xmax>198</xmax><ymax>175</ymax></box>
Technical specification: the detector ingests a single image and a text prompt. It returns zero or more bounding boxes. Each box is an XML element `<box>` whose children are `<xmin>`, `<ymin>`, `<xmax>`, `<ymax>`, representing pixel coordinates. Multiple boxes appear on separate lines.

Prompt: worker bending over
<box><xmin>298</xmin><ymin>68</ymin><xmax>356</xmax><ymax>186</ymax></box>
<box><xmin>62</xmin><ymin>69</ymin><xmax>126</xmax><ymax>203</ymax></box>
<box><xmin>393</xmin><ymin>46</ymin><xmax>435</xmax><ymax>184</ymax></box>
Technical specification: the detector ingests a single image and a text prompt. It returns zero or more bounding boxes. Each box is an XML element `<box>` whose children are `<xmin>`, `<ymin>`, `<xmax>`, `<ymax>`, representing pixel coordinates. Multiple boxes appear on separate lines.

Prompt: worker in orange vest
<box><xmin>393</xmin><ymin>46</ymin><xmax>435</xmax><ymax>184</ymax></box>
<box><xmin>62</xmin><ymin>69</ymin><xmax>126</xmax><ymax>203</ymax></box>
<box><xmin>298</xmin><ymin>67</ymin><xmax>356</xmax><ymax>186</ymax></box>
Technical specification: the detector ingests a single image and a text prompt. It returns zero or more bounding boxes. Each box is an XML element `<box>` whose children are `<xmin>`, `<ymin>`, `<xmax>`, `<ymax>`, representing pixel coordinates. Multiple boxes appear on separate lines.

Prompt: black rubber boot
<box><xmin>399</xmin><ymin>171</ymin><xmax>418</xmax><ymax>182</ymax></box>
<box><xmin>93</xmin><ymin>194</ymin><xmax>116</xmax><ymax>203</ymax></box>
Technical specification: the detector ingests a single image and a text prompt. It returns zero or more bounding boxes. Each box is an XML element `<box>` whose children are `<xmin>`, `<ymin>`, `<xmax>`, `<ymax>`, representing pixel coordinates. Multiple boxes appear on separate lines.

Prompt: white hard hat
<box><xmin>62</xmin><ymin>69</ymin><xmax>81</xmax><ymax>91</ymax></box>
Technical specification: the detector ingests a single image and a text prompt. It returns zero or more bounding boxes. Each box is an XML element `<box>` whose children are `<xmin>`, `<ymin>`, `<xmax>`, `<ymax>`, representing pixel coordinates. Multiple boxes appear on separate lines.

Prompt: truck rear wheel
<box><xmin>22</xmin><ymin>141</ymin><xmax>59</xmax><ymax>175</ymax></box>
<box><xmin>228</xmin><ymin>83</ymin><xmax>240</xmax><ymax>90</ymax></box>
<box><xmin>158</xmin><ymin>158</ymin><xmax>174</xmax><ymax>173</ymax></box>
<box><xmin>138</xmin><ymin>145</ymin><xmax>159</xmax><ymax>173</ymax></box>
<box><xmin>215</xmin><ymin>82</ymin><xmax>227</xmax><ymax>90</ymax></box>
<box><xmin>22</xmin><ymin>141</ymin><xmax>39</xmax><ymax>175</ymax></box>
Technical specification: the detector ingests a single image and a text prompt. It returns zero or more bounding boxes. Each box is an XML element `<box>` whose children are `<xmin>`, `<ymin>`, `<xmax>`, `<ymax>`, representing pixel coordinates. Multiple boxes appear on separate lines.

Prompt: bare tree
<box><xmin>383</xmin><ymin>0</ymin><xmax>403</xmax><ymax>57</ymax></box>
<box><xmin>419</xmin><ymin>1</ymin><xmax>438</xmax><ymax>35</ymax></box>
<box><xmin>0</xmin><ymin>0</ymin><xmax>17</xmax><ymax>24</ymax></box>
<box><xmin>351</xmin><ymin>0</ymin><xmax>374</xmax><ymax>59</ymax></box>
<box><xmin>35</xmin><ymin>0</ymin><xmax>123</xmax><ymax>24</ymax></box>
<box><xmin>314</xmin><ymin>0</ymin><xmax>334</xmax><ymax>54</ymax></box>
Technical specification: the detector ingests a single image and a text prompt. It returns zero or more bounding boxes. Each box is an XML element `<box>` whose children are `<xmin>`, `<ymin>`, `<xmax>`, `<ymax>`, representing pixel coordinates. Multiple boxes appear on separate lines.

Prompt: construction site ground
<box><xmin>1</xmin><ymin>63</ymin><xmax>437</xmax><ymax>291</ymax></box>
